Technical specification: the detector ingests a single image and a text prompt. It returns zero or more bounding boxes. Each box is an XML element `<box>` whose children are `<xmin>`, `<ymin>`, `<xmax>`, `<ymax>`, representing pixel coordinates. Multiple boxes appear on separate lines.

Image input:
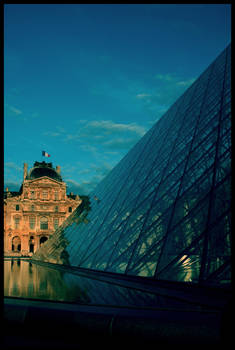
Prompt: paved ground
<box><xmin>3</xmin><ymin>296</ymin><xmax>232</xmax><ymax>349</ymax></box>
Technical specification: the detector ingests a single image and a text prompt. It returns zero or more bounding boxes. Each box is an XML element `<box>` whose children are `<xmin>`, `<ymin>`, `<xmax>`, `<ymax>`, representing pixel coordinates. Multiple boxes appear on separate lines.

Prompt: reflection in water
<box><xmin>4</xmin><ymin>259</ymin><xmax>196</xmax><ymax>310</ymax></box>
<box><xmin>4</xmin><ymin>259</ymin><xmax>90</xmax><ymax>303</ymax></box>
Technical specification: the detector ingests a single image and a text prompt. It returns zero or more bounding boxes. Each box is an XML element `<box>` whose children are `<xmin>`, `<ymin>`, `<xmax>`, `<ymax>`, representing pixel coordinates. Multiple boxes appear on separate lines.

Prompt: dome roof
<box><xmin>26</xmin><ymin>161</ymin><xmax>62</xmax><ymax>182</ymax></box>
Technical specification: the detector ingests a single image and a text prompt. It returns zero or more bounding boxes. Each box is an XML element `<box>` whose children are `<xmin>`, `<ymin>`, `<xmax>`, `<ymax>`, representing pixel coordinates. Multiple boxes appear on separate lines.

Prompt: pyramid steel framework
<box><xmin>34</xmin><ymin>44</ymin><xmax>231</xmax><ymax>285</ymax></box>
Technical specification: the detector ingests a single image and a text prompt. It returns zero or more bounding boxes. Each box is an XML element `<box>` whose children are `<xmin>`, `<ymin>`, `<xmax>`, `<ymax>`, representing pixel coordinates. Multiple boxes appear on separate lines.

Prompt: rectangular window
<box><xmin>15</xmin><ymin>218</ymin><xmax>20</xmax><ymax>229</ymax></box>
<box><xmin>16</xmin><ymin>204</ymin><xmax>20</xmax><ymax>211</ymax></box>
<box><xmin>40</xmin><ymin>218</ymin><xmax>48</xmax><ymax>230</ymax></box>
<box><xmin>42</xmin><ymin>191</ymin><xmax>48</xmax><ymax>200</ymax></box>
<box><xmin>55</xmin><ymin>206</ymin><xmax>58</xmax><ymax>212</ymax></box>
<box><xmin>31</xmin><ymin>191</ymin><xmax>35</xmax><ymax>199</ymax></box>
<box><xmin>54</xmin><ymin>191</ymin><xmax>59</xmax><ymax>200</ymax></box>
<box><xmin>31</xmin><ymin>205</ymin><xmax>35</xmax><ymax>211</ymax></box>
<box><xmin>41</xmin><ymin>223</ymin><xmax>48</xmax><ymax>230</ymax></box>
<box><xmin>29</xmin><ymin>217</ymin><xmax>35</xmax><ymax>229</ymax></box>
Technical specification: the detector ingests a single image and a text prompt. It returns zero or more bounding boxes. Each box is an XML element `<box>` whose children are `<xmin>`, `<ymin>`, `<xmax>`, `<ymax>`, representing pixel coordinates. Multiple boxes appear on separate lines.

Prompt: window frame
<box><xmin>40</xmin><ymin>217</ymin><xmax>48</xmax><ymax>230</ymax></box>
<box><xmin>42</xmin><ymin>190</ymin><xmax>48</xmax><ymax>200</ymax></box>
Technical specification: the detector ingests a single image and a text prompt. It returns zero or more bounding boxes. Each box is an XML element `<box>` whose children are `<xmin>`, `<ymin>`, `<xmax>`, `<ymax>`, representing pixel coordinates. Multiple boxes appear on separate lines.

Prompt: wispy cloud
<box><xmin>136</xmin><ymin>93</ymin><xmax>151</xmax><ymax>99</ymax></box>
<box><xmin>77</xmin><ymin>120</ymin><xmax>147</xmax><ymax>156</ymax></box>
<box><xmin>5</xmin><ymin>103</ymin><xmax>40</xmax><ymax>121</ymax></box>
<box><xmin>65</xmin><ymin>172</ymin><xmax>108</xmax><ymax>195</ymax></box>
<box><xmin>177</xmin><ymin>78</ymin><xmax>196</xmax><ymax>86</ymax></box>
<box><xmin>103</xmin><ymin>137</ymin><xmax>140</xmax><ymax>150</ymax></box>
<box><xmin>77</xmin><ymin>168</ymin><xmax>92</xmax><ymax>175</ymax></box>
<box><xmin>41</xmin><ymin>120</ymin><xmax>147</xmax><ymax>172</ymax></box>
<box><xmin>155</xmin><ymin>73</ymin><xmax>175</xmax><ymax>82</ymax></box>
<box><xmin>79</xmin><ymin>144</ymin><xmax>99</xmax><ymax>155</ymax></box>
<box><xmin>91</xmin><ymin>162</ymin><xmax>113</xmax><ymax>175</ymax></box>
<box><xmin>5</xmin><ymin>162</ymin><xmax>22</xmax><ymax>172</ymax></box>
<box><xmin>80</xmin><ymin>120</ymin><xmax>146</xmax><ymax>137</ymax></box>
<box><xmin>136</xmin><ymin>74</ymin><xmax>195</xmax><ymax>116</ymax></box>
<box><xmin>43</xmin><ymin>131</ymin><xmax>61</xmax><ymax>137</ymax></box>
<box><xmin>6</xmin><ymin>104</ymin><xmax>23</xmax><ymax>115</ymax></box>
<box><xmin>43</xmin><ymin>126</ymin><xmax>67</xmax><ymax>138</ymax></box>
<box><xmin>4</xmin><ymin>163</ymin><xmax>22</xmax><ymax>191</ymax></box>
<box><xmin>60</xmin><ymin>120</ymin><xmax>147</xmax><ymax>155</ymax></box>
<box><xmin>31</xmin><ymin>112</ymin><xmax>40</xmax><ymax>118</ymax></box>
<box><xmin>62</xmin><ymin>160</ymin><xmax>114</xmax><ymax>195</ymax></box>
<box><xmin>154</xmin><ymin>73</ymin><xmax>195</xmax><ymax>87</ymax></box>
<box><xmin>65</xmin><ymin>178</ymin><xmax>93</xmax><ymax>195</ymax></box>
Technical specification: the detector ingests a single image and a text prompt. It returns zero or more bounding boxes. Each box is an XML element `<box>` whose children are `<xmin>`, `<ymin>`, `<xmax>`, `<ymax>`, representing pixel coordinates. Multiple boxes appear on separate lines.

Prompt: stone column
<box><xmin>21</xmin><ymin>234</ymin><xmax>29</xmax><ymax>255</ymax></box>
<box><xmin>4</xmin><ymin>233</ymin><xmax>12</xmax><ymax>254</ymax></box>
<box><xmin>23</xmin><ymin>163</ymin><xmax>28</xmax><ymax>181</ymax></box>
<box><xmin>34</xmin><ymin>235</ymin><xmax>40</xmax><ymax>252</ymax></box>
<box><xmin>36</xmin><ymin>216</ymin><xmax>40</xmax><ymax>229</ymax></box>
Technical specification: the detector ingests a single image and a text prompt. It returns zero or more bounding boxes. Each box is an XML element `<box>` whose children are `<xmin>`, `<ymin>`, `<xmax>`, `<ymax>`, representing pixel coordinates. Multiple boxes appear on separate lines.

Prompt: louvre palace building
<box><xmin>4</xmin><ymin>161</ymin><xmax>82</xmax><ymax>256</ymax></box>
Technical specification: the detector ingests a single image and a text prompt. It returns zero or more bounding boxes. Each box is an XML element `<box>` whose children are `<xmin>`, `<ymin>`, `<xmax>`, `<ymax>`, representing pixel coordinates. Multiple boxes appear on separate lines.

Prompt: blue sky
<box><xmin>4</xmin><ymin>4</ymin><xmax>231</xmax><ymax>195</ymax></box>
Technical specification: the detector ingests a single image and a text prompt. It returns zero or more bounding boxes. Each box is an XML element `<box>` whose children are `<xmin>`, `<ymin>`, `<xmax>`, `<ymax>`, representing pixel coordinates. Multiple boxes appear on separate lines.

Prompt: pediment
<box><xmin>25</xmin><ymin>176</ymin><xmax>64</xmax><ymax>186</ymax></box>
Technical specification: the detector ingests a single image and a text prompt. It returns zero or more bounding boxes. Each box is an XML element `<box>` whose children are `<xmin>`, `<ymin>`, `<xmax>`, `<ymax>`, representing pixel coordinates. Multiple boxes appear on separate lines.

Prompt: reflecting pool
<box><xmin>4</xmin><ymin>258</ymin><xmax>203</xmax><ymax>310</ymax></box>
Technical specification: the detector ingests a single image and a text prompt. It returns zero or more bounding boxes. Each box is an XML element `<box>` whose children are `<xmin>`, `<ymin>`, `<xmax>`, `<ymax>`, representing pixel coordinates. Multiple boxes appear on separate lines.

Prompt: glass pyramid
<box><xmin>34</xmin><ymin>44</ymin><xmax>231</xmax><ymax>285</ymax></box>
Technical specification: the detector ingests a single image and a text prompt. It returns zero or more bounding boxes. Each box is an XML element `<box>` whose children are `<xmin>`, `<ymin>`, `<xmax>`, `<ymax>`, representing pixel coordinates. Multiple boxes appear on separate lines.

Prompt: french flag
<box><xmin>42</xmin><ymin>151</ymin><xmax>50</xmax><ymax>157</ymax></box>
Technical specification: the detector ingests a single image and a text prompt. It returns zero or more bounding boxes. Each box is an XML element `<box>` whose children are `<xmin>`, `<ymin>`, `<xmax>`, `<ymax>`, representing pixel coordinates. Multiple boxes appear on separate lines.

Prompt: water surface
<box><xmin>4</xmin><ymin>258</ymin><xmax>200</xmax><ymax>310</ymax></box>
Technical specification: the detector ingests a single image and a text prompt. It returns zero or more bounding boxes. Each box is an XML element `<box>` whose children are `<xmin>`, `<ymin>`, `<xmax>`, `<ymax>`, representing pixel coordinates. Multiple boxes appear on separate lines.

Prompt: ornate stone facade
<box><xmin>4</xmin><ymin>161</ymin><xmax>82</xmax><ymax>256</ymax></box>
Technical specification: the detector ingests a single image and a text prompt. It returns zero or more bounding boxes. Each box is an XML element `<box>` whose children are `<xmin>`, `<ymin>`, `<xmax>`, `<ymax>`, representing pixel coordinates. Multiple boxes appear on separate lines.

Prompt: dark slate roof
<box><xmin>4</xmin><ymin>185</ymin><xmax>23</xmax><ymax>199</ymax></box>
<box><xmin>67</xmin><ymin>194</ymin><xmax>77</xmax><ymax>199</ymax></box>
<box><xmin>26</xmin><ymin>161</ymin><xmax>62</xmax><ymax>182</ymax></box>
<box><xmin>4</xmin><ymin>191</ymin><xmax>20</xmax><ymax>199</ymax></box>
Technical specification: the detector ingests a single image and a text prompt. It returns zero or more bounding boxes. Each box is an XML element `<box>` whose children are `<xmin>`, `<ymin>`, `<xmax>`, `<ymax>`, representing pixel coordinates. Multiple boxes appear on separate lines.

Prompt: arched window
<box><xmin>40</xmin><ymin>236</ymin><xmax>48</xmax><ymax>246</ymax></box>
<box><xmin>29</xmin><ymin>236</ymin><xmax>35</xmax><ymax>253</ymax></box>
<box><xmin>68</xmin><ymin>207</ymin><xmax>72</xmax><ymax>213</ymax></box>
<box><xmin>40</xmin><ymin>217</ymin><xmax>48</xmax><ymax>230</ymax></box>
<box><xmin>29</xmin><ymin>244</ymin><xmax>34</xmax><ymax>253</ymax></box>
<box><xmin>12</xmin><ymin>236</ymin><xmax>21</xmax><ymax>252</ymax></box>
<box><xmin>55</xmin><ymin>206</ymin><xmax>58</xmax><ymax>212</ymax></box>
<box><xmin>16</xmin><ymin>204</ymin><xmax>20</xmax><ymax>211</ymax></box>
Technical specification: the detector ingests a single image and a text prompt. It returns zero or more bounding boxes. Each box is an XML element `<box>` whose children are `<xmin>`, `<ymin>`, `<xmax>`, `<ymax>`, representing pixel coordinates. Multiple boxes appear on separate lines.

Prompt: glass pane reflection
<box><xmin>33</xmin><ymin>44</ymin><xmax>231</xmax><ymax>286</ymax></box>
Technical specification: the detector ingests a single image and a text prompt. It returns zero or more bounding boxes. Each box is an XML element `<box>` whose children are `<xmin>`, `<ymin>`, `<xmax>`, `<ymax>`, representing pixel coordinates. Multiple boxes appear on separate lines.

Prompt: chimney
<box><xmin>23</xmin><ymin>163</ymin><xmax>28</xmax><ymax>180</ymax></box>
<box><xmin>56</xmin><ymin>165</ymin><xmax>61</xmax><ymax>174</ymax></box>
